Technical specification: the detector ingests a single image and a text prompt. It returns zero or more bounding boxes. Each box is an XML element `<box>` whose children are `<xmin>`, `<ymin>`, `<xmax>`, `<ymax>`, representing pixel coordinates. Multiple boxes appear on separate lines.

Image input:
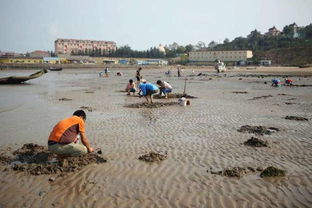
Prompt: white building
<box><xmin>189</xmin><ymin>50</ymin><xmax>253</xmax><ymax>62</ymax></box>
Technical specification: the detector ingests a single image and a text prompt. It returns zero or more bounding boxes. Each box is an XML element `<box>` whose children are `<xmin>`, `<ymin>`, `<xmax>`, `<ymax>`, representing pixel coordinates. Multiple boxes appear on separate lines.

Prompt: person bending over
<box><xmin>138</xmin><ymin>82</ymin><xmax>159</xmax><ymax>103</ymax></box>
<box><xmin>48</xmin><ymin>110</ymin><xmax>94</xmax><ymax>157</ymax></box>
<box><xmin>156</xmin><ymin>80</ymin><xmax>172</xmax><ymax>98</ymax></box>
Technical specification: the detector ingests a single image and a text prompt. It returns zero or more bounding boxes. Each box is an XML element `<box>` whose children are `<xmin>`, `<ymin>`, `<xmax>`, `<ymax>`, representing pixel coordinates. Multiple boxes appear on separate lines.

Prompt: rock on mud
<box><xmin>260</xmin><ymin>166</ymin><xmax>286</xmax><ymax>178</ymax></box>
<box><xmin>125</xmin><ymin>102</ymin><xmax>178</xmax><ymax>108</ymax></box>
<box><xmin>9</xmin><ymin>143</ymin><xmax>106</xmax><ymax>175</ymax></box>
<box><xmin>238</xmin><ymin>125</ymin><xmax>279</xmax><ymax>135</ymax></box>
<box><xmin>285</xmin><ymin>116</ymin><xmax>308</xmax><ymax>121</ymax></box>
<box><xmin>138</xmin><ymin>151</ymin><xmax>167</xmax><ymax>162</ymax></box>
<box><xmin>244</xmin><ymin>137</ymin><xmax>268</xmax><ymax>147</ymax></box>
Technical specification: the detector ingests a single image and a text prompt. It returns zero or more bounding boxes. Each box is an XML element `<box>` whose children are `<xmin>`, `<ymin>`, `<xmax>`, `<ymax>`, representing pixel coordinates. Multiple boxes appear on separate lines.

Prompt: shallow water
<box><xmin>0</xmin><ymin>68</ymin><xmax>312</xmax><ymax>208</ymax></box>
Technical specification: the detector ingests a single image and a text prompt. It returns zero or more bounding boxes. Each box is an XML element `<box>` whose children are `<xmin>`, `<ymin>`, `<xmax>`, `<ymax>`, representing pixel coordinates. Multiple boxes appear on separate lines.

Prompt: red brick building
<box><xmin>55</xmin><ymin>39</ymin><xmax>117</xmax><ymax>55</ymax></box>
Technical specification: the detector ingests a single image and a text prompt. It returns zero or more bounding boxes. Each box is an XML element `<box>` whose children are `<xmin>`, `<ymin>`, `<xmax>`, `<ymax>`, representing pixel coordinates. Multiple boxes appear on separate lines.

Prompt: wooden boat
<box><xmin>298</xmin><ymin>64</ymin><xmax>311</xmax><ymax>68</ymax></box>
<box><xmin>0</xmin><ymin>69</ymin><xmax>48</xmax><ymax>84</ymax></box>
<box><xmin>49</xmin><ymin>67</ymin><xmax>63</xmax><ymax>71</ymax></box>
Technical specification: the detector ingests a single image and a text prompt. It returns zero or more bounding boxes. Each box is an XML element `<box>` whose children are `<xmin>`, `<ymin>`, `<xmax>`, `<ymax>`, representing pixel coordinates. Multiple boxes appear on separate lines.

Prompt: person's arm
<box><xmin>80</xmin><ymin>132</ymin><xmax>94</xmax><ymax>153</ymax></box>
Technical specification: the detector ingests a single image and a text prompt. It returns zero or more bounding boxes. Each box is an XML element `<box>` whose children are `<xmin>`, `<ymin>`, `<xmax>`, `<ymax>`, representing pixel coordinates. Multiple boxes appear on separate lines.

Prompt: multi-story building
<box><xmin>189</xmin><ymin>50</ymin><xmax>253</xmax><ymax>62</ymax></box>
<box><xmin>55</xmin><ymin>39</ymin><xmax>117</xmax><ymax>55</ymax></box>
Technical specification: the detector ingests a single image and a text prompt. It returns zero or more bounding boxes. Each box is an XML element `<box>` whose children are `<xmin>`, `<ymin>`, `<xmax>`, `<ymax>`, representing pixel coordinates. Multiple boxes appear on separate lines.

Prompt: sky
<box><xmin>0</xmin><ymin>0</ymin><xmax>312</xmax><ymax>53</ymax></box>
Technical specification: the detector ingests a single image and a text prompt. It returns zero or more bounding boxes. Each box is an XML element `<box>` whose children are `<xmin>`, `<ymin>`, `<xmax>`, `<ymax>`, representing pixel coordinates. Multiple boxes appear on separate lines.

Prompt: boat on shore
<box><xmin>49</xmin><ymin>67</ymin><xmax>63</xmax><ymax>71</ymax></box>
<box><xmin>0</xmin><ymin>69</ymin><xmax>48</xmax><ymax>84</ymax></box>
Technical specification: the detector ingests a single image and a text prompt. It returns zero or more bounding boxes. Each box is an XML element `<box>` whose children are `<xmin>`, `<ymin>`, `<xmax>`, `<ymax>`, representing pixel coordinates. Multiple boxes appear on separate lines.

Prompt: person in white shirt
<box><xmin>156</xmin><ymin>80</ymin><xmax>173</xmax><ymax>98</ymax></box>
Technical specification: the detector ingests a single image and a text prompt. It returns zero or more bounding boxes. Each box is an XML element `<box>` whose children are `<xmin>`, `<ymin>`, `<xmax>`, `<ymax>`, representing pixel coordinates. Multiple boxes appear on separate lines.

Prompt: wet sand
<box><xmin>0</xmin><ymin>67</ymin><xmax>312</xmax><ymax>207</ymax></box>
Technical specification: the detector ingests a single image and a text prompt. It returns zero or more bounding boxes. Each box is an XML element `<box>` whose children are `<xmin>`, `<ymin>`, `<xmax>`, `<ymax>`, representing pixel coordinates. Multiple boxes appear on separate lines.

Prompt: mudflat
<box><xmin>0</xmin><ymin>67</ymin><xmax>312</xmax><ymax>208</ymax></box>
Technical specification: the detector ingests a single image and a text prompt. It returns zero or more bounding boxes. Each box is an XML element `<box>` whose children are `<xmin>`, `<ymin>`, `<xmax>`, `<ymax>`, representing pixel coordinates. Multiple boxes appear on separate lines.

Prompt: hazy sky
<box><xmin>1</xmin><ymin>0</ymin><xmax>312</xmax><ymax>52</ymax></box>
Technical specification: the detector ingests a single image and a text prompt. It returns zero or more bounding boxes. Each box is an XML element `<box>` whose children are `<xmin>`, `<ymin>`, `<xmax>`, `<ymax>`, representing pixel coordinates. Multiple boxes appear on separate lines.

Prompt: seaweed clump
<box><xmin>260</xmin><ymin>166</ymin><xmax>286</xmax><ymax>178</ymax></box>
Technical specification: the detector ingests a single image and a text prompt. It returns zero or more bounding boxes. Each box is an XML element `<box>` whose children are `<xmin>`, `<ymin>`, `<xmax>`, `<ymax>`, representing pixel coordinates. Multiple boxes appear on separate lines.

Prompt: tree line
<box><xmin>70</xmin><ymin>22</ymin><xmax>312</xmax><ymax>59</ymax></box>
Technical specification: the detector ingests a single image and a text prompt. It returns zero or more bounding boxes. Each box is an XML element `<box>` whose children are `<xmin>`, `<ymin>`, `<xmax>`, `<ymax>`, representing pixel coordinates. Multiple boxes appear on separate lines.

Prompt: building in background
<box><xmin>189</xmin><ymin>50</ymin><xmax>253</xmax><ymax>62</ymax></box>
<box><xmin>0</xmin><ymin>57</ymin><xmax>43</xmax><ymax>64</ymax></box>
<box><xmin>55</xmin><ymin>39</ymin><xmax>117</xmax><ymax>56</ymax></box>
<box><xmin>43</xmin><ymin>57</ymin><xmax>60</xmax><ymax>64</ymax></box>
<box><xmin>30</xmin><ymin>50</ymin><xmax>50</xmax><ymax>57</ymax></box>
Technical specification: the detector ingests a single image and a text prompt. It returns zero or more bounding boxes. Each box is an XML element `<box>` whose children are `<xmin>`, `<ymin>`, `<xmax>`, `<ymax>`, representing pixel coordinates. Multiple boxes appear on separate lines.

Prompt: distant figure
<box><xmin>165</xmin><ymin>69</ymin><xmax>171</xmax><ymax>77</ymax></box>
<box><xmin>117</xmin><ymin>72</ymin><xmax>123</xmax><ymax>76</ymax></box>
<box><xmin>126</xmin><ymin>79</ymin><xmax>136</xmax><ymax>95</ymax></box>
<box><xmin>136</xmin><ymin>67</ymin><xmax>142</xmax><ymax>82</ymax></box>
<box><xmin>156</xmin><ymin>80</ymin><xmax>172</xmax><ymax>98</ymax></box>
<box><xmin>285</xmin><ymin>79</ymin><xmax>293</xmax><ymax>86</ymax></box>
<box><xmin>48</xmin><ymin>110</ymin><xmax>94</xmax><ymax>157</ymax></box>
<box><xmin>138</xmin><ymin>82</ymin><xmax>159</xmax><ymax>103</ymax></box>
<box><xmin>177</xmin><ymin>66</ymin><xmax>181</xmax><ymax>77</ymax></box>
<box><xmin>104</xmin><ymin>67</ymin><xmax>109</xmax><ymax>77</ymax></box>
<box><xmin>271</xmin><ymin>78</ymin><xmax>281</xmax><ymax>87</ymax></box>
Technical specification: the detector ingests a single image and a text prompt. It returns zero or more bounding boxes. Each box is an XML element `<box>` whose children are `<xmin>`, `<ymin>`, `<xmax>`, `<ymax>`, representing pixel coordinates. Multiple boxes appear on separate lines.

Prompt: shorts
<box><xmin>146</xmin><ymin>89</ymin><xmax>158</xmax><ymax>96</ymax></box>
<box><xmin>48</xmin><ymin>142</ymin><xmax>87</xmax><ymax>157</ymax></box>
<box><xmin>129</xmin><ymin>88</ymin><xmax>136</xmax><ymax>92</ymax></box>
<box><xmin>161</xmin><ymin>88</ymin><xmax>172</xmax><ymax>94</ymax></box>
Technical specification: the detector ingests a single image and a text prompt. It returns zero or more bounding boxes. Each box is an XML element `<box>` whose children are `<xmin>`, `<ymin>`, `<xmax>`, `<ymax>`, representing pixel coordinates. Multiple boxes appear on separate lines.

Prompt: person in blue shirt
<box><xmin>138</xmin><ymin>81</ymin><xmax>159</xmax><ymax>103</ymax></box>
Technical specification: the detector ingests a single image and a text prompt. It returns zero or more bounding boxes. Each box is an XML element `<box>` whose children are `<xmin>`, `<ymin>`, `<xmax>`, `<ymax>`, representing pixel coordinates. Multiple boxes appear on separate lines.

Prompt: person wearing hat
<box><xmin>138</xmin><ymin>82</ymin><xmax>159</xmax><ymax>103</ymax></box>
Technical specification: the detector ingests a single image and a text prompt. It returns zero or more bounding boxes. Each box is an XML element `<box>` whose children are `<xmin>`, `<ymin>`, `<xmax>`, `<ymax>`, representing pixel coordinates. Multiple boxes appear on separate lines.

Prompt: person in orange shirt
<box><xmin>48</xmin><ymin>110</ymin><xmax>94</xmax><ymax>157</ymax></box>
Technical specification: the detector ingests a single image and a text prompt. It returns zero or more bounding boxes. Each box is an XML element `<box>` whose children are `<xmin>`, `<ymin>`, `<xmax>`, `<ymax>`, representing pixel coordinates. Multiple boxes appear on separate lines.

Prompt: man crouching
<box><xmin>48</xmin><ymin>110</ymin><xmax>94</xmax><ymax>157</ymax></box>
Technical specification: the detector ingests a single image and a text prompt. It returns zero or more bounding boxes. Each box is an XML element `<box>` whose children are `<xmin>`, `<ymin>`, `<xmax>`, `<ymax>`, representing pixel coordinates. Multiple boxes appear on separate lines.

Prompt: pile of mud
<box><xmin>260</xmin><ymin>166</ymin><xmax>286</xmax><ymax>178</ymax></box>
<box><xmin>285</xmin><ymin>116</ymin><xmax>309</xmax><ymax>121</ymax></box>
<box><xmin>138</xmin><ymin>151</ymin><xmax>167</xmax><ymax>162</ymax></box>
<box><xmin>153</xmin><ymin>93</ymin><xmax>198</xmax><ymax>99</ymax></box>
<box><xmin>210</xmin><ymin>166</ymin><xmax>286</xmax><ymax>178</ymax></box>
<box><xmin>80</xmin><ymin>106</ymin><xmax>94</xmax><ymax>112</ymax></box>
<box><xmin>249</xmin><ymin>95</ymin><xmax>273</xmax><ymax>100</ymax></box>
<box><xmin>58</xmin><ymin>98</ymin><xmax>72</xmax><ymax>101</ymax></box>
<box><xmin>210</xmin><ymin>167</ymin><xmax>257</xmax><ymax>178</ymax></box>
<box><xmin>244</xmin><ymin>137</ymin><xmax>268</xmax><ymax>147</ymax></box>
<box><xmin>125</xmin><ymin>102</ymin><xmax>178</xmax><ymax>108</ymax></box>
<box><xmin>232</xmin><ymin>91</ymin><xmax>248</xmax><ymax>94</ymax></box>
<box><xmin>238</xmin><ymin>125</ymin><xmax>279</xmax><ymax>135</ymax></box>
<box><xmin>292</xmin><ymin>84</ymin><xmax>312</xmax><ymax>87</ymax></box>
<box><xmin>2</xmin><ymin>143</ymin><xmax>106</xmax><ymax>175</ymax></box>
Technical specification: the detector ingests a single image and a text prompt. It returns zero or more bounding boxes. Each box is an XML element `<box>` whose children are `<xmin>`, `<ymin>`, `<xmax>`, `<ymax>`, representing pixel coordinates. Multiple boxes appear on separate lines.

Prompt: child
<box><xmin>156</xmin><ymin>80</ymin><xmax>172</xmax><ymax>98</ymax></box>
<box><xmin>126</xmin><ymin>79</ymin><xmax>136</xmax><ymax>95</ymax></box>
